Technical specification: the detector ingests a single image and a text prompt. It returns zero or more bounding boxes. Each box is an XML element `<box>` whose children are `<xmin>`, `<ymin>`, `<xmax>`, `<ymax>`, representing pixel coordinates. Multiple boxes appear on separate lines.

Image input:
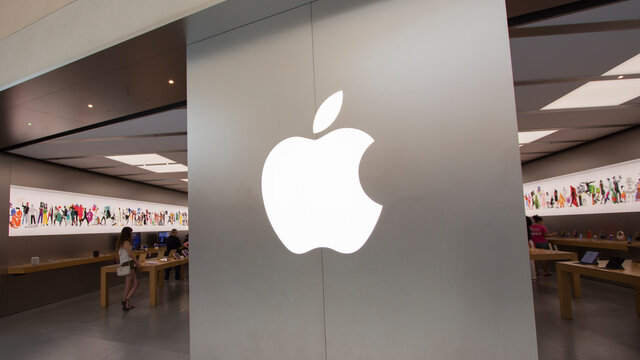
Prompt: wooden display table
<box><xmin>548</xmin><ymin>237</ymin><xmax>628</xmax><ymax>251</ymax></box>
<box><xmin>529</xmin><ymin>248</ymin><xmax>578</xmax><ymax>261</ymax></box>
<box><xmin>556</xmin><ymin>260</ymin><xmax>640</xmax><ymax>319</ymax></box>
<box><xmin>8</xmin><ymin>254</ymin><xmax>116</xmax><ymax>274</ymax></box>
<box><xmin>7</xmin><ymin>246</ymin><xmax>166</xmax><ymax>275</ymax></box>
<box><xmin>529</xmin><ymin>248</ymin><xmax>580</xmax><ymax>285</ymax></box>
<box><xmin>100</xmin><ymin>257</ymin><xmax>189</xmax><ymax>307</ymax></box>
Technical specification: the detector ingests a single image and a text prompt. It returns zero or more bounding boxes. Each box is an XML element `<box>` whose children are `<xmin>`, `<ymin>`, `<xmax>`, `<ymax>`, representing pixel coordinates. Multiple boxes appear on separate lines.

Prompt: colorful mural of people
<box><xmin>523</xmin><ymin>159</ymin><xmax>640</xmax><ymax>216</ymax></box>
<box><xmin>8</xmin><ymin>186</ymin><xmax>188</xmax><ymax>235</ymax></box>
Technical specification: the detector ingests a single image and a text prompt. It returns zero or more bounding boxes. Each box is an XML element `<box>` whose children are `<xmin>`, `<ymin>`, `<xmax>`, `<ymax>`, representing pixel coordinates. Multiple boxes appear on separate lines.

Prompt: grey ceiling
<box><xmin>2</xmin><ymin>0</ymin><xmax>640</xmax><ymax>192</ymax></box>
<box><xmin>510</xmin><ymin>0</ymin><xmax>640</xmax><ymax>162</ymax></box>
<box><xmin>9</xmin><ymin>108</ymin><xmax>189</xmax><ymax>193</ymax></box>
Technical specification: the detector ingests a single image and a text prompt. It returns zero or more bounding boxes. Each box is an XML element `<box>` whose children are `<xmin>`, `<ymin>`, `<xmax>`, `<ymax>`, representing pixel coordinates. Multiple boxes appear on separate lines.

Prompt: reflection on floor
<box><xmin>1</xmin><ymin>271</ymin><xmax>639</xmax><ymax>360</ymax></box>
<box><xmin>0</xmin><ymin>277</ymin><xmax>189</xmax><ymax>360</ymax></box>
<box><xmin>533</xmin><ymin>274</ymin><xmax>640</xmax><ymax>360</ymax></box>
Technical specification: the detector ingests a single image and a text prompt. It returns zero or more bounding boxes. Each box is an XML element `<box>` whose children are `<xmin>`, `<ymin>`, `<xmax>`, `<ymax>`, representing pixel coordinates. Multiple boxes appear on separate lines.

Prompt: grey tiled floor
<box><xmin>533</xmin><ymin>274</ymin><xmax>640</xmax><ymax>360</ymax></box>
<box><xmin>1</xmin><ymin>272</ymin><xmax>639</xmax><ymax>359</ymax></box>
<box><xmin>0</xmin><ymin>277</ymin><xmax>189</xmax><ymax>360</ymax></box>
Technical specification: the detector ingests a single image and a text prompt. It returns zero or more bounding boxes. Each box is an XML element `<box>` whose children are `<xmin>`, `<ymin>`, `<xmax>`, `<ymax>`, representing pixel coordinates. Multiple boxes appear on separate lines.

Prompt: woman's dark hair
<box><xmin>526</xmin><ymin>216</ymin><xmax>532</xmax><ymax>227</ymax></box>
<box><xmin>115</xmin><ymin>227</ymin><xmax>133</xmax><ymax>250</ymax></box>
<box><xmin>532</xmin><ymin>215</ymin><xmax>543</xmax><ymax>223</ymax></box>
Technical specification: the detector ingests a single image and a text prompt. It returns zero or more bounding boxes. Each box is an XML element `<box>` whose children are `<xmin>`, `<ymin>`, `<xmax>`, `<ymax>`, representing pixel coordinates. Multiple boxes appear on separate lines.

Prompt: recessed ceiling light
<box><xmin>88</xmin><ymin>104</ymin><xmax>94</xmax><ymax>108</ymax></box>
<box><xmin>518</xmin><ymin>130</ymin><xmax>557</xmax><ymax>144</ymax></box>
<box><xmin>168</xmin><ymin>80</ymin><xmax>175</xmax><ymax>85</ymax></box>
<box><xmin>542</xmin><ymin>79</ymin><xmax>640</xmax><ymax>110</ymax></box>
<box><xmin>618</xmin><ymin>75</ymin><xmax>624</xmax><ymax>79</ymax></box>
<box><xmin>139</xmin><ymin>164</ymin><xmax>188</xmax><ymax>173</ymax></box>
<box><xmin>106</xmin><ymin>154</ymin><xmax>175</xmax><ymax>166</ymax></box>
<box><xmin>27</xmin><ymin>122</ymin><xmax>32</xmax><ymax>126</ymax></box>
<box><xmin>181</xmin><ymin>179</ymin><xmax>188</xmax><ymax>182</ymax></box>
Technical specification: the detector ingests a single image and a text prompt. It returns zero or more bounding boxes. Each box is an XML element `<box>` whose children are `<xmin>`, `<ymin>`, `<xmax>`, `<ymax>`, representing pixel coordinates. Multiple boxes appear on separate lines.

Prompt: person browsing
<box><xmin>530</xmin><ymin>215</ymin><xmax>557</xmax><ymax>276</ymax></box>
<box><xmin>164</xmin><ymin>229</ymin><xmax>183</xmax><ymax>280</ymax></box>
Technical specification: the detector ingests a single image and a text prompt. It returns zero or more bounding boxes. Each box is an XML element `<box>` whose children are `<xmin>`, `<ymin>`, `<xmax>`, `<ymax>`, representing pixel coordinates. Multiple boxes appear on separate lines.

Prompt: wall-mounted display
<box><xmin>523</xmin><ymin>159</ymin><xmax>640</xmax><ymax>216</ymax></box>
<box><xmin>8</xmin><ymin>185</ymin><xmax>188</xmax><ymax>236</ymax></box>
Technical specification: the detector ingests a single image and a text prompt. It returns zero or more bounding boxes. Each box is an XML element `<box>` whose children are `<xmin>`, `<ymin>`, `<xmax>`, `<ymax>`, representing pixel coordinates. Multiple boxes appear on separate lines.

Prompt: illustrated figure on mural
<box><xmin>9</xmin><ymin>200</ymin><xmax>188</xmax><ymax>232</ymax></box>
<box><xmin>524</xmin><ymin>165</ymin><xmax>640</xmax><ymax>215</ymax></box>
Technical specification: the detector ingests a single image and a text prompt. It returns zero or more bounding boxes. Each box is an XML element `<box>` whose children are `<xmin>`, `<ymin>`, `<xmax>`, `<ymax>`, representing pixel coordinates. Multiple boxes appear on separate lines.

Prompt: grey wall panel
<box><xmin>310</xmin><ymin>0</ymin><xmax>537</xmax><ymax>359</ymax></box>
<box><xmin>1</xmin><ymin>154</ymin><xmax>187</xmax><ymax>316</ymax></box>
<box><xmin>187</xmin><ymin>0</ymin><xmax>537</xmax><ymax>359</ymax></box>
<box><xmin>522</xmin><ymin>126</ymin><xmax>640</xmax><ymax>183</ymax></box>
<box><xmin>0</xmin><ymin>154</ymin><xmax>11</xmax><ymax>316</ymax></box>
<box><xmin>522</xmin><ymin>126</ymin><xmax>640</xmax><ymax>238</ymax></box>
<box><xmin>187</xmin><ymin>5</ymin><xmax>326</xmax><ymax>360</ymax></box>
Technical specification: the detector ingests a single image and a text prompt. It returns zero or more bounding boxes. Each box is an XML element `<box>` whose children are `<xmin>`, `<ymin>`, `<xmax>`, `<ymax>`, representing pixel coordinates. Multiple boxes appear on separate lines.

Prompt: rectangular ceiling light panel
<box><xmin>518</xmin><ymin>130</ymin><xmax>557</xmax><ymax>144</ymax></box>
<box><xmin>542</xmin><ymin>79</ymin><xmax>640</xmax><ymax>110</ymax></box>
<box><xmin>139</xmin><ymin>164</ymin><xmax>188</xmax><ymax>173</ymax></box>
<box><xmin>542</xmin><ymin>52</ymin><xmax>640</xmax><ymax>110</ymax></box>
<box><xmin>603</xmin><ymin>53</ymin><xmax>640</xmax><ymax>76</ymax></box>
<box><xmin>106</xmin><ymin>153</ymin><xmax>175</xmax><ymax>166</ymax></box>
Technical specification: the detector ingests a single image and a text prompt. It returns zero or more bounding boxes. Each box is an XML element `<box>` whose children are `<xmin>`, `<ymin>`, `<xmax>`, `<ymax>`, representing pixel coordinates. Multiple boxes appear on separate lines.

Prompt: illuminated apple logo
<box><xmin>261</xmin><ymin>91</ymin><xmax>382</xmax><ymax>254</ymax></box>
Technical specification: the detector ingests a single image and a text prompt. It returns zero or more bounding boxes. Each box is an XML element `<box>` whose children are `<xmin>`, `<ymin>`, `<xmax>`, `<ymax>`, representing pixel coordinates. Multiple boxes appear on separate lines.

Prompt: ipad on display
<box><xmin>579</xmin><ymin>251</ymin><xmax>599</xmax><ymax>265</ymax></box>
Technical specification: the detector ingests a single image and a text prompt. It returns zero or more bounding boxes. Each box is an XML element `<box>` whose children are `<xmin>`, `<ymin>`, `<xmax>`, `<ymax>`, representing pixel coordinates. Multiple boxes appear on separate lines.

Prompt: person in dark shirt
<box><xmin>164</xmin><ymin>229</ymin><xmax>183</xmax><ymax>280</ymax></box>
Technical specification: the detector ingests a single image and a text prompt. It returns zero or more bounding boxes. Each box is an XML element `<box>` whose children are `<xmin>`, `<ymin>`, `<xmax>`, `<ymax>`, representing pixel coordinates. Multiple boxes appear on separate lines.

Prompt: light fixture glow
<box><xmin>313</xmin><ymin>91</ymin><xmax>343</xmax><ymax>134</ymax></box>
<box><xmin>603</xmin><ymin>53</ymin><xmax>640</xmax><ymax>76</ymax></box>
<box><xmin>27</xmin><ymin>122</ymin><xmax>32</xmax><ymax>126</ymax></box>
<box><xmin>168</xmin><ymin>80</ymin><xmax>175</xmax><ymax>85</ymax></box>
<box><xmin>139</xmin><ymin>164</ymin><xmax>188</xmax><ymax>173</ymax></box>
<box><xmin>88</xmin><ymin>104</ymin><xmax>94</xmax><ymax>108</ymax></box>
<box><xmin>518</xmin><ymin>130</ymin><xmax>557</xmax><ymax>144</ymax></box>
<box><xmin>181</xmin><ymin>179</ymin><xmax>188</xmax><ymax>182</ymax></box>
<box><xmin>542</xmin><ymin>79</ymin><xmax>640</xmax><ymax>110</ymax></box>
<box><xmin>262</xmin><ymin>90</ymin><xmax>382</xmax><ymax>254</ymax></box>
<box><xmin>106</xmin><ymin>154</ymin><xmax>175</xmax><ymax>166</ymax></box>
<box><xmin>542</xmin><ymin>53</ymin><xmax>640</xmax><ymax>110</ymax></box>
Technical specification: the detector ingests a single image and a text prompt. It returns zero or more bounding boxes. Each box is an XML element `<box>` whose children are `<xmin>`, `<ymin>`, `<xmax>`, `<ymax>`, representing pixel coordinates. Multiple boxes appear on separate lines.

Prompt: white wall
<box><xmin>187</xmin><ymin>0</ymin><xmax>538</xmax><ymax>359</ymax></box>
<box><xmin>0</xmin><ymin>0</ymin><xmax>227</xmax><ymax>90</ymax></box>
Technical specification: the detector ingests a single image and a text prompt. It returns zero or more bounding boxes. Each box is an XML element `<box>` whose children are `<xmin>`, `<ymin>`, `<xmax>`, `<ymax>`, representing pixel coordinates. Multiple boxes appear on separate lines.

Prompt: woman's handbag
<box><xmin>117</xmin><ymin>261</ymin><xmax>131</xmax><ymax>276</ymax></box>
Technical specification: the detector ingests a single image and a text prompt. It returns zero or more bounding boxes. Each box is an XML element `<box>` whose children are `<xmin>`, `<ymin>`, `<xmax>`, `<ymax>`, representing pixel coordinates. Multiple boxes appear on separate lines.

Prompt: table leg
<box><xmin>635</xmin><ymin>286</ymin><xmax>640</xmax><ymax>317</ymax></box>
<box><xmin>180</xmin><ymin>265</ymin><xmax>185</xmax><ymax>280</ymax></box>
<box><xmin>530</xmin><ymin>260</ymin><xmax>536</xmax><ymax>280</ymax></box>
<box><xmin>571</xmin><ymin>273</ymin><xmax>582</xmax><ymax>298</ymax></box>
<box><xmin>100</xmin><ymin>268</ymin><xmax>109</xmax><ymax>307</ymax></box>
<box><xmin>557</xmin><ymin>267</ymin><xmax>573</xmax><ymax>320</ymax></box>
<box><xmin>149</xmin><ymin>270</ymin><xmax>158</xmax><ymax>307</ymax></box>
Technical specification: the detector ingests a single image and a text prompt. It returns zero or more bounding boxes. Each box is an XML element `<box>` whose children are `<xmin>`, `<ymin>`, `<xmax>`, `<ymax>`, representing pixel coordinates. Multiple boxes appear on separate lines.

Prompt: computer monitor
<box><xmin>131</xmin><ymin>232</ymin><xmax>141</xmax><ymax>250</ymax></box>
<box><xmin>158</xmin><ymin>231</ymin><xmax>169</xmax><ymax>245</ymax></box>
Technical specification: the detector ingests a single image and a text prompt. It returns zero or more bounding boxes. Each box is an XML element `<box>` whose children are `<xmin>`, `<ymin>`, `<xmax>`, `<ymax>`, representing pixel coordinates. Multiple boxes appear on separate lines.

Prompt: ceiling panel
<box><xmin>10</xmin><ymin>135</ymin><xmax>187</xmax><ymax>159</ymax></box>
<box><xmin>122</xmin><ymin>172</ymin><xmax>189</xmax><ymax>181</ymax></box>
<box><xmin>58</xmin><ymin>108</ymin><xmax>187</xmax><ymax>140</ymax></box>
<box><xmin>159</xmin><ymin>151</ymin><xmax>188</xmax><ymax>164</ymax></box>
<box><xmin>510</xmin><ymin>29</ymin><xmax>640</xmax><ymax>81</ymax></box>
<box><xmin>541</xmin><ymin>126</ymin><xmax>630</xmax><ymax>141</ymax></box>
<box><xmin>515</xmin><ymin>82</ymin><xmax>587</xmax><ymax>111</ymax></box>
<box><xmin>520</xmin><ymin>153</ymin><xmax>548</xmax><ymax>162</ymax></box>
<box><xmin>87</xmin><ymin>166</ymin><xmax>150</xmax><ymax>177</ymax></box>
<box><xmin>520</xmin><ymin>1</ymin><xmax>640</xmax><ymax>27</ymax></box>
<box><xmin>520</xmin><ymin>141</ymin><xmax>584</xmax><ymax>154</ymax></box>
<box><xmin>517</xmin><ymin>104</ymin><xmax>640</xmax><ymax>131</ymax></box>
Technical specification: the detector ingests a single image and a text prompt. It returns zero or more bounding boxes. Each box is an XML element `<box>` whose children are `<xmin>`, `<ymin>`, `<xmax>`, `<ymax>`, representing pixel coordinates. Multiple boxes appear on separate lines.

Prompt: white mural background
<box><xmin>8</xmin><ymin>185</ymin><xmax>188</xmax><ymax>236</ymax></box>
<box><xmin>523</xmin><ymin>158</ymin><xmax>640</xmax><ymax>216</ymax></box>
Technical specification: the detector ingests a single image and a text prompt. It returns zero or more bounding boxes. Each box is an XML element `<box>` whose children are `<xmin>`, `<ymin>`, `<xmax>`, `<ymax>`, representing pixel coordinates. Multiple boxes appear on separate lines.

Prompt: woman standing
<box><xmin>115</xmin><ymin>226</ymin><xmax>140</xmax><ymax>311</ymax></box>
<box><xmin>530</xmin><ymin>215</ymin><xmax>557</xmax><ymax>276</ymax></box>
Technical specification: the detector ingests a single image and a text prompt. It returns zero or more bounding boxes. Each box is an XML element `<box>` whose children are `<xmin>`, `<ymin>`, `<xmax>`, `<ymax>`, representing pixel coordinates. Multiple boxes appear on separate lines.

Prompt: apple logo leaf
<box><xmin>313</xmin><ymin>90</ymin><xmax>343</xmax><ymax>134</ymax></box>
